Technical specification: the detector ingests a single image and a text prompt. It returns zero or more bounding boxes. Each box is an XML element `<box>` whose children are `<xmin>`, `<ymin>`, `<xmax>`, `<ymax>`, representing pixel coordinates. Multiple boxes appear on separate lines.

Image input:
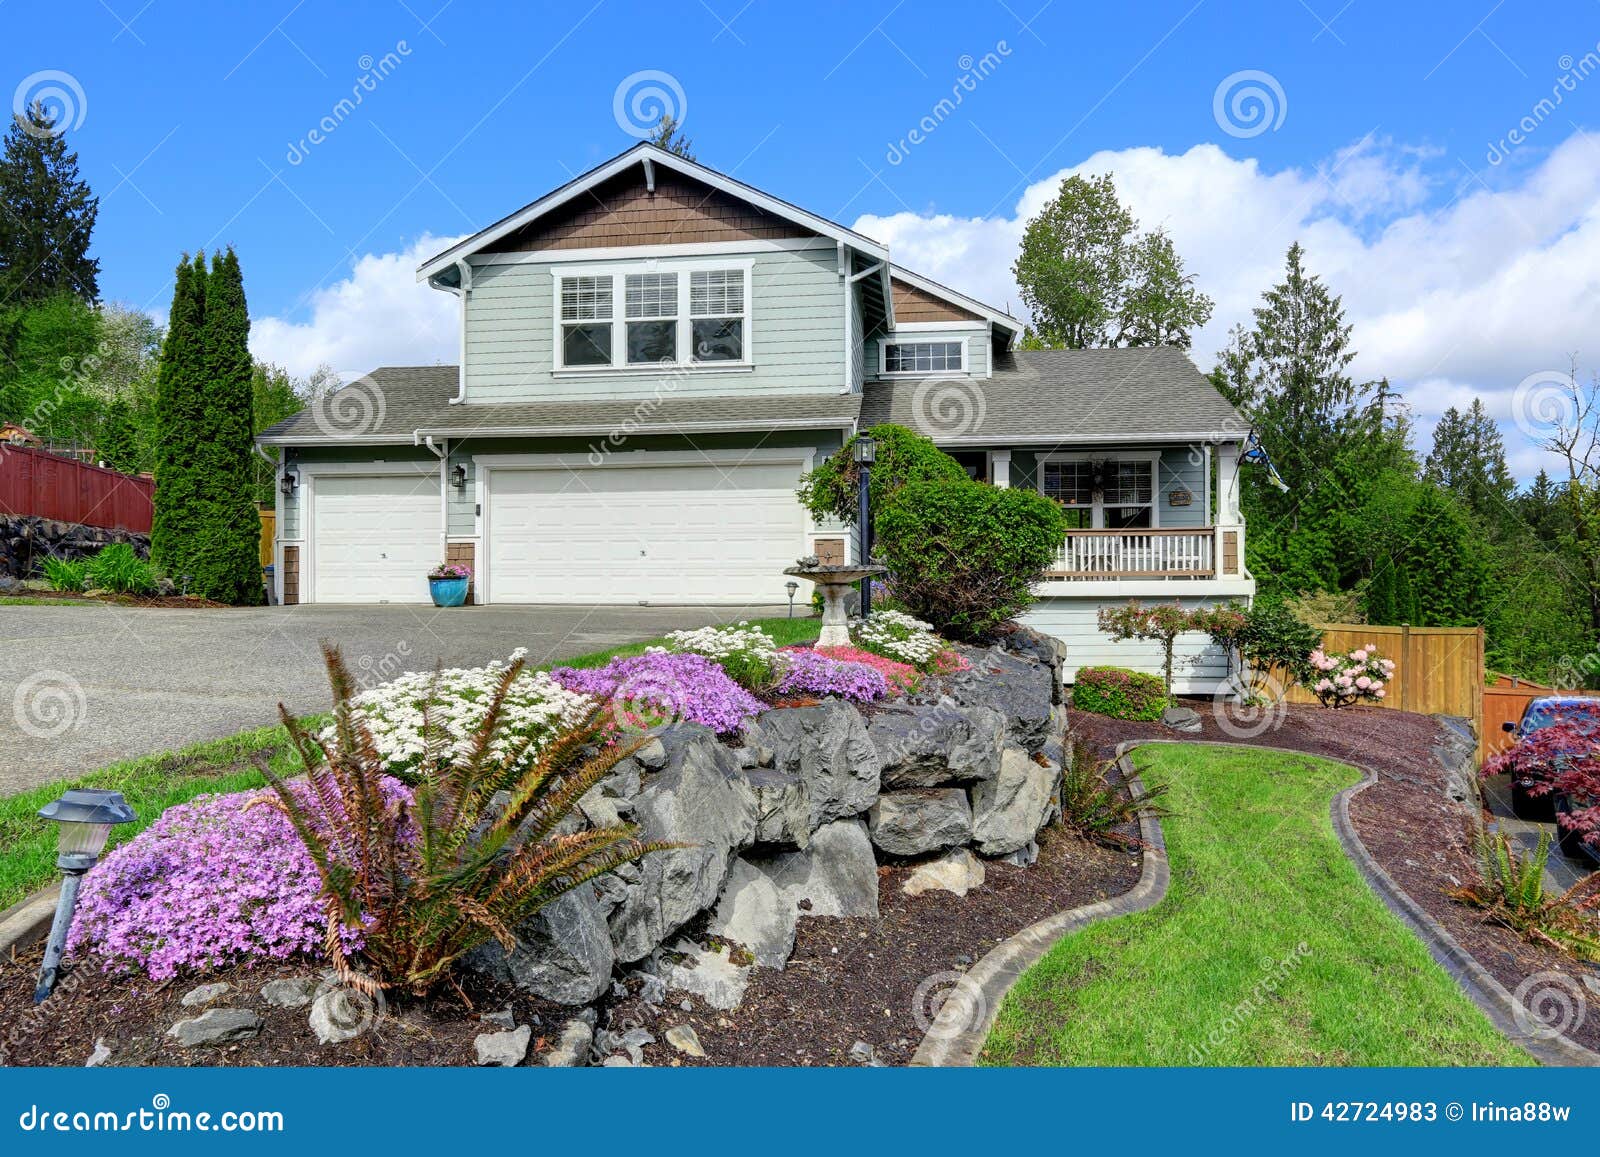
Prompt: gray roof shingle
<box><xmin>859</xmin><ymin>346</ymin><xmax>1246</xmax><ymax>445</ymax></box>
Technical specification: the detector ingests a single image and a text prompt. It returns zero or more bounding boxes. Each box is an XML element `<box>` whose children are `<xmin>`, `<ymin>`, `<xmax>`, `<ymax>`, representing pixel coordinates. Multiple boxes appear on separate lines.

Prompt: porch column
<box><xmin>1216</xmin><ymin>442</ymin><xmax>1241</xmax><ymax>523</ymax></box>
<box><xmin>987</xmin><ymin>449</ymin><xmax>1012</xmax><ymax>488</ymax></box>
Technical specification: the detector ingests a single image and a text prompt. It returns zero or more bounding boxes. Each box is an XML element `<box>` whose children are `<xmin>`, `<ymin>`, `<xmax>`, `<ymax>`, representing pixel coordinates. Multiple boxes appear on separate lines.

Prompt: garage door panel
<box><xmin>313</xmin><ymin>473</ymin><xmax>437</xmax><ymax>604</ymax></box>
<box><xmin>487</xmin><ymin>460</ymin><xmax>805</xmax><ymax>605</ymax></box>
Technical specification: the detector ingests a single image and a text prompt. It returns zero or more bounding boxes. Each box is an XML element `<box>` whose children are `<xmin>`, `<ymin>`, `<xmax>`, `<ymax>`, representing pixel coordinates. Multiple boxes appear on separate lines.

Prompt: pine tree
<box><xmin>1425</xmin><ymin>399</ymin><xmax>1515</xmax><ymax>528</ymax></box>
<box><xmin>96</xmin><ymin>397</ymin><xmax>141</xmax><ymax>472</ymax></box>
<box><xmin>1404</xmin><ymin>485</ymin><xmax>1491</xmax><ymax>627</ymax></box>
<box><xmin>0</xmin><ymin>103</ymin><xmax>100</xmax><ymax>304</ymax></box>
<box><xmin>650</xmin><ymin>115</ymin><xmax>694</xmax><ymax>160</ymax></box>
<box><xmin>193</xmin><ymin>248</ymin><xmax>263</xmax><ymax>604</ymax></box>
<box><xmin>151</xmin><ymin>253</ymin><xmax>207</xmax><ymax>580</ymax></box>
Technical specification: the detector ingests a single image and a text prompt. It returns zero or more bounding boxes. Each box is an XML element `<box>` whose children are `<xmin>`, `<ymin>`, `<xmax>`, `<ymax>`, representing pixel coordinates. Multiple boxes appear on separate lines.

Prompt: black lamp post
<box><xmin>851</xmin><ymin>436</ymin><xmax>877</xmax><ymax>619</ymax></box>
<box><xmin>34</xmin><ymin>789</ymin><xmax>135</xmax><ymax>1003</ymax></box>
<box><xmin>785</xmin><ymin>579</ymin><xmax>798</xmax><ymax>618</ymax></box>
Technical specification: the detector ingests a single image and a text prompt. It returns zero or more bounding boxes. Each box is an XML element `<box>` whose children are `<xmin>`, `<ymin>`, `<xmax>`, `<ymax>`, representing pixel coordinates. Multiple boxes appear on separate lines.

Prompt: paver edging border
<box><xmin>910</xmin><ymin>741</ymin><xmax>1169</xmax><ymax>1066</ymax></box>
<box><xmin>0</xmin><ymin>881</ymin><xmax>60</xmax><ymax>959</ymax></box>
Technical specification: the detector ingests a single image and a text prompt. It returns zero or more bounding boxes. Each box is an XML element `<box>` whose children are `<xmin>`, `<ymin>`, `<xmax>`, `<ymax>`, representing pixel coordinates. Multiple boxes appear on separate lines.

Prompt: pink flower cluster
<box><xmin>68</xmin><ymin>778</ymin><xmax>412</xmax><ymax>980</ymax></box>
<box><xmin>1307</xmin><ymin>645</ymin><xmax>1396</xmax><ymax>709</ymax></box>
<box><xmin>810</xmin><ymin>645</ymin><xmax>922</xmax><ymax>694</ymax></box>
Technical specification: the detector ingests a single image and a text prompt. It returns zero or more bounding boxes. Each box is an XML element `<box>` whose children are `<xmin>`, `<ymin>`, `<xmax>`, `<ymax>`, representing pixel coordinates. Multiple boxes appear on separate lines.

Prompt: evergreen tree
<box><xmin>1425</xmin><ymin>399</ymin><xmax>1515</xmax><ymax>528</ymax></box>
<box><xmin>95</xmin><ymin>397</ymin><xmax>141</xmax><ymax>472</ymax></box>
<box><xmin>650</xmin><ymin>114</ymin><xmax>694</xmax><ymax>160</ymax></box>
<box><xmin>0</xmin><ymin>103</ymin><xmax>100</xmax><ymax>304</ymax></box>
<box><xmin>1403</xmin><ymin>485</ymin><xmax>1491</xmax><ymax>627</ymax></box>
<box><xmin>193</xmin><ymin>248</ymin><xmax>263</xmax><ymax>605</ymax></box>
<box><xmin>151</xmin><ymin>253</ymin><xmax>208</xmax><ymax>579</ymax></box>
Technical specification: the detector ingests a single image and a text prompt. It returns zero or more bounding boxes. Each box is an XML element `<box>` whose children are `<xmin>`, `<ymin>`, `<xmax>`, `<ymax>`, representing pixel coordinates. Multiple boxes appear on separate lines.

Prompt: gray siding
<box><xmin>1022</xmin><ymin>593</ymin><xmax>1236</xmax><ymax>693</ymax></box>
<box><xmin>463</xmin><ymin>247</ymin><xmax>845</xmax><ymax>402</ymax></box>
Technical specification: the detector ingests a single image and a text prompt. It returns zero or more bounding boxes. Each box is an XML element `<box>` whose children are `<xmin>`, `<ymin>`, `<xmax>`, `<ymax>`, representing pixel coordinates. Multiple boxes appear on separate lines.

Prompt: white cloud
<box><xmin>250</xmin><ymin>233</ymin><xmax>465</xmax><ymax>381</ymax></box>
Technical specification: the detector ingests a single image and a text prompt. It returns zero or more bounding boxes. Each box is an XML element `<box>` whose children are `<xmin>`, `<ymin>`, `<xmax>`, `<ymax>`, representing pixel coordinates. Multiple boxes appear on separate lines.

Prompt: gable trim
<box><xmin>467</xmin><ymin>237</ymin><xmax>833</xmax><ymax>265</ymax></box>
<box><xmin>890</xmin><ymin>264</ymin><xmax>1024</xmax><ymax>339</ymax></box>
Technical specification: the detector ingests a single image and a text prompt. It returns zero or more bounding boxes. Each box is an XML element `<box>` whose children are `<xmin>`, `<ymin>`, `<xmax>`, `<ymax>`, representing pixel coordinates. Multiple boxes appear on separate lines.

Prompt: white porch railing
<box><xmin>1048</xmin><ymin>528</ymin><xmax>1217</xmax><ymax>578</ymax></box>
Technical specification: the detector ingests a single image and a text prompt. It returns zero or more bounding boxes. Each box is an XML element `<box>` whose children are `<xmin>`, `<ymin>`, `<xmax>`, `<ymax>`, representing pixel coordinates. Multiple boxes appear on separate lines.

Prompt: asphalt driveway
<box><xmin>0</xmin><ymin>602</ymin><xmax>787</xmax><ymax>796</ymax></box>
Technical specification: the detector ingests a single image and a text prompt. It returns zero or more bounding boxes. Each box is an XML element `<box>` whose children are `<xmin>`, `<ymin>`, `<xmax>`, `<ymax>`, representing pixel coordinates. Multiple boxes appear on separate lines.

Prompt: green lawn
<box><xmin>982</xmin><ymin>743</ymin><xmax>1528</xmax><ymax>1066</ymax></box>
<box><xmin>0</xmin><ymin>614</ymin><xmax>819</xmax><ymax>909</ymax></box>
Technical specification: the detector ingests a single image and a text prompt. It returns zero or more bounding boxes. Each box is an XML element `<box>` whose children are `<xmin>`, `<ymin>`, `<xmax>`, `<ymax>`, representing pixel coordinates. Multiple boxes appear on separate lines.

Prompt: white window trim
<box><xmin>1036</xmin><ymin>451</ymin><xmax>1161</xmax><ymax>529</ymax></box>
<box><xmin>550</xmin><ymin>257</ymin><xmax>755</xmax><ymax>373</ymax></box>
<box><xmin>878</xmin><ymin>335</ymin><xmax>970</xmax><ymax>378</ymax></box>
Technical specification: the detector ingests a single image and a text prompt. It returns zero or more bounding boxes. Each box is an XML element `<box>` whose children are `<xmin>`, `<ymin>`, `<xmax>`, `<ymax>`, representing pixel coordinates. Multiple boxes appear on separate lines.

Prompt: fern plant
<box><xmin>1449</xmin><ymin>830</ymin><xmax>1600</xmax><ymax>961</ymax></box>
<box><xmin>42</xmin><ymin>556</ymin><xmax>89</xmax><ymax>592</ymax></box>
<box><xmin>261</xmin><ymin>644</ymin><xmax>678</xmax><ymax>996</ymax></box>
<box><xmin>1058</xmin><ymin>738</ymin><xmax>1171</xmax><ymax>848</ymax></box>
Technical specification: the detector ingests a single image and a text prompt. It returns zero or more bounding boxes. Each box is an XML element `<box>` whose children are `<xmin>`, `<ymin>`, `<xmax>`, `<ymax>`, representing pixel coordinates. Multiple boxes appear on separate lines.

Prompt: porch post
<box><xmin>987</xmin><ymin>449</ymin><xmax>1011</xmax><ymax>488</ymax></box>
<box><xmin>1216</xmin><ymin>442</ymin><xmax>1241</xmax><ymax>523</ymax></box>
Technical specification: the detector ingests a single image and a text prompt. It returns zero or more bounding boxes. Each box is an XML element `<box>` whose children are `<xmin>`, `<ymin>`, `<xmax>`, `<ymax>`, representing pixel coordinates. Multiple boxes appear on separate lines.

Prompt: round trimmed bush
<box><xmin>1071</xmin><ymin>666</ymin><xmax>1168</xmax><ymax>721</ymax></box>
<box><xmin>797</xmin><ymin>423</ymin><xmax>967</xmax><ymax>527</ymax></box>
<box><xmin>875</xmin><ymin>479</ymin><xmax>1068</xmax><ymax>641</ymax></box>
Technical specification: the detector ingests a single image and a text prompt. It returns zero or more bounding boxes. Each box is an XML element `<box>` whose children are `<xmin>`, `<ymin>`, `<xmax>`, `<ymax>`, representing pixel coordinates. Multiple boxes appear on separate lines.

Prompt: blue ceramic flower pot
<box><xmin>428</xmin><ymin>576</ymin><xmax>469</xmax><ymax>607</ymax></box>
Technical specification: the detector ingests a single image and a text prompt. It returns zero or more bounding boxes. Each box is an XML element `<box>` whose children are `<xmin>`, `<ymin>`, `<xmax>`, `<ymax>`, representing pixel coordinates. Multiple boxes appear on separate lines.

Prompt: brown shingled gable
<box><xmin>891</xmin><ymin>276</ymin><xmax>983</xmax><ymax>323</ymax></box>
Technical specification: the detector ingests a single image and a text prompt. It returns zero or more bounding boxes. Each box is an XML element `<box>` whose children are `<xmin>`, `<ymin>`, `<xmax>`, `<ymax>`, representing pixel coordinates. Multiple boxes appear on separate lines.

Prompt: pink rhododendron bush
<box><xmin>1307</xmin><ymin>645</ymin><xmax>1395</xmax><ymax>708</ymax></box>
<box><xmin>68</xmin><ymin>778</ymin><xmax>412</xmax><ymax>980</ymax></box>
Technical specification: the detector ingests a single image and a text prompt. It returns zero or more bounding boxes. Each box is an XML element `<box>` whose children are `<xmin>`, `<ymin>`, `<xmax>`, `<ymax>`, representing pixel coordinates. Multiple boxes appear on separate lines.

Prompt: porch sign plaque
<box><xmin>1168</xmin><ymin>488</ymin><xmax>1194</xmax><ymax>507</ymax></box>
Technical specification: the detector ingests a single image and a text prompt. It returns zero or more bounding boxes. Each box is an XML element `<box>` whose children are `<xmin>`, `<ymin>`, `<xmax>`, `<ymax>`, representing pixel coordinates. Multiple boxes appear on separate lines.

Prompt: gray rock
<box><xmin>180</xmin><ymin>981</ymin><xmax>232</xmax><ymax>1007</ymax></box>
<box><xmin>1161</xmin><ymin>705</ymin><xmax>1203</xmax><ymax>733</ymax></box>
<box><xmin>996</xmin><ymin>627</ymin><xmax>1069</xmax><ymax>703</ymax></box>
<box><xmin>168</xmin><ymin>1008</ymin><xmax>261</xmax><ymax>1047</ymax></box>
<box><xmin>746</xmin><ymin>818</ymin><xmax>879</xmax><ymax>918</ymax></box>
<box><xmin>634</xmin><ymin>737</ymin><xmax>669</xmax><ymax>771</ymax></box>
<box><xmin>474</xmin><ymin>1025</ymin><xmax>531</xmax><ymax>1066</ymax></box>
<box><xmin>259</xmin><ymin>978</ymin><xmax>315</xmax><ymax>1008</ymax></box>
<box><xmin>743</xmin><ymin>766</ymin><xmax>810</xmax><ymax>848</ymax></box>
<box><xmin>708</xmin><ymin>857</ymin><xmax>798</xmax><ymax>968</ymax></box>
<box><xmin>601</xmin><ymin>1055</ymin><xmax>635</xmax><ymax>1067</ymax></box>
<box><xmin>465</xmin><ymin>885</ymin><xmax>616</xmax><ymax>1005</ymax></box>
<box><xmin>743</xmin><ymin>702</ymin><xmax>882</xmax><ymax>829</ymax></box>
<box><xmin>867</xmin><ymin>700</ymin><xmax>1006</xmax><ymax>788</ymax></box>
<box><xmin>997</xmin><ymin>839</ymin><xmax>1040</xmax><ymax>867</ymax></box>
<box><xmin>480</xmin><ymin>1006</ymin><xmax>517</xmax><ymax>1030</ymax></box>
<box><xmin>543</xmin><ymin>1019</ymin><xmax>593</xmax><ymax>1067</ymax></box>
<box><xmin>665</xmin><ymin>1023</ymin><xmax>706</xmax><ymax>1057</ymax></box>
<box><xmin>606</xmin><ymin>725</ymin><xmax>759</xmax><ymax>963</ymax></box>
<box><xmin>940</xmin><ymin>648</ymin><xmax>1055</xmax><ymax>752</ymax></box>
<box><xmin>85</xmin><ymin>1038</ymin><xmax>111</xmax><ymax>1067</ymax></box>
<box><xmin>308</xmin><ymin>988</ymin><xmax>375</xmax><ymax>1045</ymax></box>
<box><xmin>901</xmin><ymin>847</ymin><xmax>986</xmax><ymax>897</ymax></box>
<box><xmin>970</xmin><ymin>748</ymin><xmax>1059</xmax><ymax>856</ymax></box>
<box><xmin>577</xmin><ymin>786</ymin><xmax>628</xmax><ymax>828</ymax></box>
<box><xmin>868</xmin><ymin>788</ymin><xmax>972</xmax><ymax>856</ymax></box>
<box><xmin>661</xmin><ymin>941</ymin><xmax>751</xmax><ymax>1010</ymax></box>
<box><xmin>849</xmin><ymin>1039</ymin><xmax>877</xmax><ymax>1064</ymax></box>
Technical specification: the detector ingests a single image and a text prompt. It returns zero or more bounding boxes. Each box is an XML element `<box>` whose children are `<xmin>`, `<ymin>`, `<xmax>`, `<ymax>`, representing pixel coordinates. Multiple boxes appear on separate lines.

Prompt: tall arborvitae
<box><xmin>150</xmin><ymin>253</ymin><xmax>207</xmax><ymax>580</ymax></box>
<box><xmin>0</xmin><ymin>103</ymin><xmax>101</xmax><ymax>304</ymax></box>
<box><xmin>193</xmin><ymin>247</ymin><xmax>263</xmax><ymax>604</ymax></box>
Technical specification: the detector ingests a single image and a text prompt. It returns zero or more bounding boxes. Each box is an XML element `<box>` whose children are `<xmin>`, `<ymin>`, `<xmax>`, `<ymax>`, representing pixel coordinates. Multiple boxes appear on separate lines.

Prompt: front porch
<box><xmin>1046</xmin><ymin>525</ymin><xmax>1245</xmax><ymax>581</ymax></box>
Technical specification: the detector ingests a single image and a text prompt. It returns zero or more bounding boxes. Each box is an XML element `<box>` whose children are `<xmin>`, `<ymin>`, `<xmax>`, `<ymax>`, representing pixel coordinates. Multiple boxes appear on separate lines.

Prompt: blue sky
<box><xmin>8</xmin><ymin>0</ymin><xmax>1600</xmax><ymax>475</ymax></box>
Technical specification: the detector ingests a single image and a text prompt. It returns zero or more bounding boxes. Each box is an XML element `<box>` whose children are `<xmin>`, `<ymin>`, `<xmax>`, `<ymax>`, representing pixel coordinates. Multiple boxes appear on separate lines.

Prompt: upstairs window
<box><xmin>555</xmin><ymin>261</ymin><xmax>751</xmax><ymax>370</ymax></box>
<box><xmin>882</xmin><ymin>339</ymin><xmax>965</xmax><ymax>375</ymax></box>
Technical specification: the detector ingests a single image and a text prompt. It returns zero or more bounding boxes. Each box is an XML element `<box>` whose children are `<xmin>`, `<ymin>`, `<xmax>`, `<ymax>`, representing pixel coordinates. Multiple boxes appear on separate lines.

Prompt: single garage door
<box><xmin>486</xmin><ymin>459</ymin><xmax>806</xmax><ymax>604</ymax></box>
<box><xmin>312</xmin><ymin>473</ymin><xmax>438</xmax><ymax>603</ymax></box>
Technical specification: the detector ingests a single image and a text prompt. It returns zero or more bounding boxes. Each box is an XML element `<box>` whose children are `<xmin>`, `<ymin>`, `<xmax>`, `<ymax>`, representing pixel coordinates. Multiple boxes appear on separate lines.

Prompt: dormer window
<box><xmin>881</xmin><ymin>338</ymin><xmax>966</xmax><ymax>376</ymax></box>
<box><xmin>554</xmin><ymin>259</ymin><xmax>751</xmax><ymax>371</ymax></box>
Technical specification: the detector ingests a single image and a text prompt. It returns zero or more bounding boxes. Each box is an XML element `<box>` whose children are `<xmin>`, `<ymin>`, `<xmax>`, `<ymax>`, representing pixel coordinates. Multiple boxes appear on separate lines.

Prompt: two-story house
<box><xmin>257</xmin><ymin>143</ymin><xmax>1255</xmax><ymax>692</ymax></box>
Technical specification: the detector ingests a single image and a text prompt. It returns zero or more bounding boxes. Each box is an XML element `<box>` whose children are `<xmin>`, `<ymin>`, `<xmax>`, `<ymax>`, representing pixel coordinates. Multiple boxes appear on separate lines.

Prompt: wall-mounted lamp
<box><xmin>35</xmin><ymin>789</ymin><xmax>136</xmax><ymax>1003</ymax></box>
<box><xmin>280</xmin><ymin>470</ymin><xmax>299</xmax><ymax>498</ymax></box>
<box><xmin>451</xmin><ymin>464</ymin><xmax>468</xmax><ymax>490</ymax></box>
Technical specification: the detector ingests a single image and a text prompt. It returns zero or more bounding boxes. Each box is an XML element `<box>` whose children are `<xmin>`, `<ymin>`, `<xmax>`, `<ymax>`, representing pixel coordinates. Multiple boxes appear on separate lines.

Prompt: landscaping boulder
<box><xmin>665</xmin><ymin>1023</ymin><xmax>706</xmax><ymax>1057</ymax></box>
<box><xmin>995</xmin><ymin>624</ymin><xmax>1069</xmax><ymax>704</ymax></box>
<box><xmin>466</xmin><ymin>883</ymin><xmax>616</xmax><ymax>1005</ymax></box>
<box><xmin>743</xmin><ymin>702</ymin><xmax>882</xmax><ymax>830</ymax></box>
<box><xmin>708</xmin><ymin>856</ymin><xmax>798</xmax><ymax>968</ymax></box>
<box><xmin>940</xmin><ymin>647</ymin><xmax>1055</xmax><ymax>753</ymax></box>
<box><xmin>180</xmin><ymin>981</ymin><xmax>232</xmax><ymax>1007</ymax></box>
<box><xmin>971</xmin><ymin>748</ymin><xmax>1060</xmax><ymax>856</ymax></box>
<box><xmin>868</xmin><ymin>789</ymin><xmax>973</xmax><ymax>857</ymax></box>
<box><xmin>308</xmin><ymin>987</ymin><xmax>375</xmax><ymax>1045</ymax></box>
<box><xmin>901</xmin><ymin>847</ymin><xmax>986</xmax><ymax>896</ymax></box>
<box><xmin>660</xmin><ymin>941</ymin><xmax>751</xmax><ymax>1010</ymax></box>
<box><xmin>606</xmin><ymin>725</ymin><xmax>759</xmax><ymax>963</ymax></box>
<box><xmin>544</xmin><ymin>1019</ymin><xmax>593</xmax><ymax>1067</ymax></box>
<box><xmin>259</xmin><ymin>978</ymin><xmax>315</xmax><ymax>1008</ymax></box>
<box><xmin>1162</xmin><ymin>705</ymin><xmax>1203</xmax><ymax>733</ymax></box>
<box><xmin>475</xmin><ymin>1025</ymin><xmax>532</xmax><ymax>1067</ymax></box>
<box><xmin>868</xmin><ymin>699</ymin><xmax>1006</xmax><ymax>788</ymax></box>
<box><xmin>742</xmin><ymin>766</ymin><xmax>811</xmax><ymax>848</ymax></box>
<box><xmin>746</xmin><ymin>818</ymin><xmax>879</xmax><ymax>918</ymax></box>
<box><xmin>168</xmin><ymin>1008</ymin><xmax>261</xmax><ymax>1047</ymax></box>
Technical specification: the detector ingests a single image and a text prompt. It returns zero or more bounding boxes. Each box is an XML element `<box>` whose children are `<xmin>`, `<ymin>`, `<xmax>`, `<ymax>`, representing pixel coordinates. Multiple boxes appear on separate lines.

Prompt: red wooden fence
<box><xmin>0</xmin><ymin>446</ymin><xmax>154</xmax><ymax>533</ymax></box>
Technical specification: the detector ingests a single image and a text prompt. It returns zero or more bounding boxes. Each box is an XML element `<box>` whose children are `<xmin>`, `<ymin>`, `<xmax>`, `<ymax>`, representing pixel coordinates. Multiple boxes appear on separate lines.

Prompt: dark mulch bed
<box><xmin>0</xmin><ymin>589</ymin><xmax>226</xmax><ymax>609</ymax></box>
<box><xmin>1072</xmin><ymin>701</ymin><xmax>1600</xmax><ymax>1057</ymax></box>
<box><xmin>611</xmin><ymin>824</ymin><xmax>1140</xmax><ymax>1067</ymax></box>
<box><xmin>0</xmin><ymin>825</ymin><xmax>1139</xmax><ymax>1068</ymax></box>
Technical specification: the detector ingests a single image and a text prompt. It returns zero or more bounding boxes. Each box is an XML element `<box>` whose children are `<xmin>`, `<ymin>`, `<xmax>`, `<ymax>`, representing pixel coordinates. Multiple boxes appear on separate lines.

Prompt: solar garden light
<box><xmin>785</xmin><ymin>580</ymin><xmax>798</xmax><ymax>618</ymax></box>
<box><xmin>851</xmin><ymin>436</ymin><xmax>876</xmax><ymax>619</ymax></box>
<box><xmin>34</xmin><ymin>789</ymin><xmax>135</xmax><ymax>1004</ymax></box>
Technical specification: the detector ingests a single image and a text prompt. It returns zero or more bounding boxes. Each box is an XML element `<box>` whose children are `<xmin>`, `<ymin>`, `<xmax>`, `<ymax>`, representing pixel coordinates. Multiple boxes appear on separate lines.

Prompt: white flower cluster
<box><xmin>662</xmin><ymin>621</ymin><xmax>779</xmax><ymax>666</ymax></box>
<box><xmin>854</xmin><ymin>609</ymin><xmax>945</xmax><ymax>669</ymax></box>
<box><xmin>321</xmin><ymin>657</ymin><xmax>596</xmax><ymax>777</ymax></box>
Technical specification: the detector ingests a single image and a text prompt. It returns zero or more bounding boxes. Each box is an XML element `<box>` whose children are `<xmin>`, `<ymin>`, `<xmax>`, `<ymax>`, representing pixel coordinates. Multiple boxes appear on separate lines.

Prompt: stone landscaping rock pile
<box><xmin>0</xmin><ymin>515</ymin><xmax>149</xmax><ymax>579</ymax></box>
<box><xmin>462</xmin><ymin>625</ymin><xmax>1071</xmax><ymax>1065</ymax></box>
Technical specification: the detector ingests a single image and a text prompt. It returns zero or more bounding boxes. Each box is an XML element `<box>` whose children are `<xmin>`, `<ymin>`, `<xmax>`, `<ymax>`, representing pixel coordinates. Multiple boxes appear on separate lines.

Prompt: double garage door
<box><xmin>308</xmin><ymin>457</ymin><xmax>807</xmax><ymax>605</ymax></box>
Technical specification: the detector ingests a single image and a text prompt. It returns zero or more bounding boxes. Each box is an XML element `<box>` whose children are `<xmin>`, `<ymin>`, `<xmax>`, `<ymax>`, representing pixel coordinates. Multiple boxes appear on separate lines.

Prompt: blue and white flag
<box><xmin>1242</xmin><ymin>430</ymin><xmax>1289</xmax><ymax>492</ymax></box>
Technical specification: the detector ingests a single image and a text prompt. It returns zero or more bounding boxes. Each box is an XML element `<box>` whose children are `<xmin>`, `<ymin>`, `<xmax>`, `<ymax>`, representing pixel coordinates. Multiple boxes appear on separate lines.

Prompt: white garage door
<box><xmin>312</xmin><ymin>473</ymin><xmax>439</xmax><ymax>603</ymax></box>
<box><xmin>486</xmin><ymin>459</ymin><xmax>806</xmax><ymax>604</ymax></box>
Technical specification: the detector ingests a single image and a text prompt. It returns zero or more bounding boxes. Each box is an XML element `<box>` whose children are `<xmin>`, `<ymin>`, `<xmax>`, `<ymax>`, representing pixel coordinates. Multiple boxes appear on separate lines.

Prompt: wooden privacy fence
<box><xmin>1279</xmin><ymin>623</ymin><xmax>1488</xmax><ymax>760</ymax></box>
<box><xmin>0</xmin><ymin>446</ymin><xmax>154</xmax><ymax>533</ymax></box>
<box><xmin>257</xmin><ymin>507</ymin><xmax>275</xmax><ymax>568</ymax></box>
<box><xmin>1481</xmin><ymin>676</ymin><xmax>1600</xmax><ymax>760</ymax></box>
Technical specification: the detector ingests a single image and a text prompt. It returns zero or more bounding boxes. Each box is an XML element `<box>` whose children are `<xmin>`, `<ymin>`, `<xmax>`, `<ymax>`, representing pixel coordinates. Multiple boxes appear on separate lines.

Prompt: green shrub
<box><xmin>86</xmin><ymin>543</ymin><xmax>158</xmax><ymax>595</ymax></box>
<box><xmin>1059</xmin><ymin>737</ymin><xmax>1172</xmax><ymax>847</ymax></box>
<box><xmin>1071</xmin><ymin>666</ymin><xmax>1167</xmax><ymax>721</ymax></box>
<box><xmin>875</xmin><ymin>480</ymin><xmax>1068</xmax><ymax>641</ymax></box>
<box><xmin>42</xmin><ymin>557</ymin><xmax>89</xmax><ymax>592</ymax></box>
<box><xmin>1241</xmin><ymin>602</ymin><xmax>1324</xmax><ymax>689</ymax></box>
<box><xmin>797</xmin><ymin>423</ymin><xmax>967</xmax><ymax>528</ymax></box>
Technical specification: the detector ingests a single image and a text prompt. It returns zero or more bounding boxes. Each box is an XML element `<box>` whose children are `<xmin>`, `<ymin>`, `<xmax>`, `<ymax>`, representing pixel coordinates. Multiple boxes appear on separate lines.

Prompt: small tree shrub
<box><xmin>1190</xmin><ymin>602</ymin><xmax>1250</xmax><ymax>684</ymax></box>
<box><xmin>797</xmin><ymin>423</ymin><xmax>967</xmax><ymax>527</ymax></box>
<box><xmin>86</xmin><ymin>542</ymin><xmax>157</xmax><ymax>595</ymax></box>
<box><xmin>1306</xmin><ymin>645</ymin><xmax>1394</xmax><ymax>708</ymax></box>
<box><xmin>1483</xmin><ymin>715</ymin><xmax>1600</xmax><ymax>815</ymax></box>
<box><xmin>1096</xmin><ymin>601</ymin><xmax>1196</xmax><ymax>695</ymax></box>
<box><xmin>42</xmin><ymin>556</ymin><xmax>89</xmax><ymax>592</ymax></box>
<box><xmin>876</xmin><ymin>480</ymin><xmax>1068</xmax><ymax>641</ymax></box>
<box><xmin>1071</xmin><ymin>666</ymin><xmax>1167</xmax><ymax>721</ymax></box>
